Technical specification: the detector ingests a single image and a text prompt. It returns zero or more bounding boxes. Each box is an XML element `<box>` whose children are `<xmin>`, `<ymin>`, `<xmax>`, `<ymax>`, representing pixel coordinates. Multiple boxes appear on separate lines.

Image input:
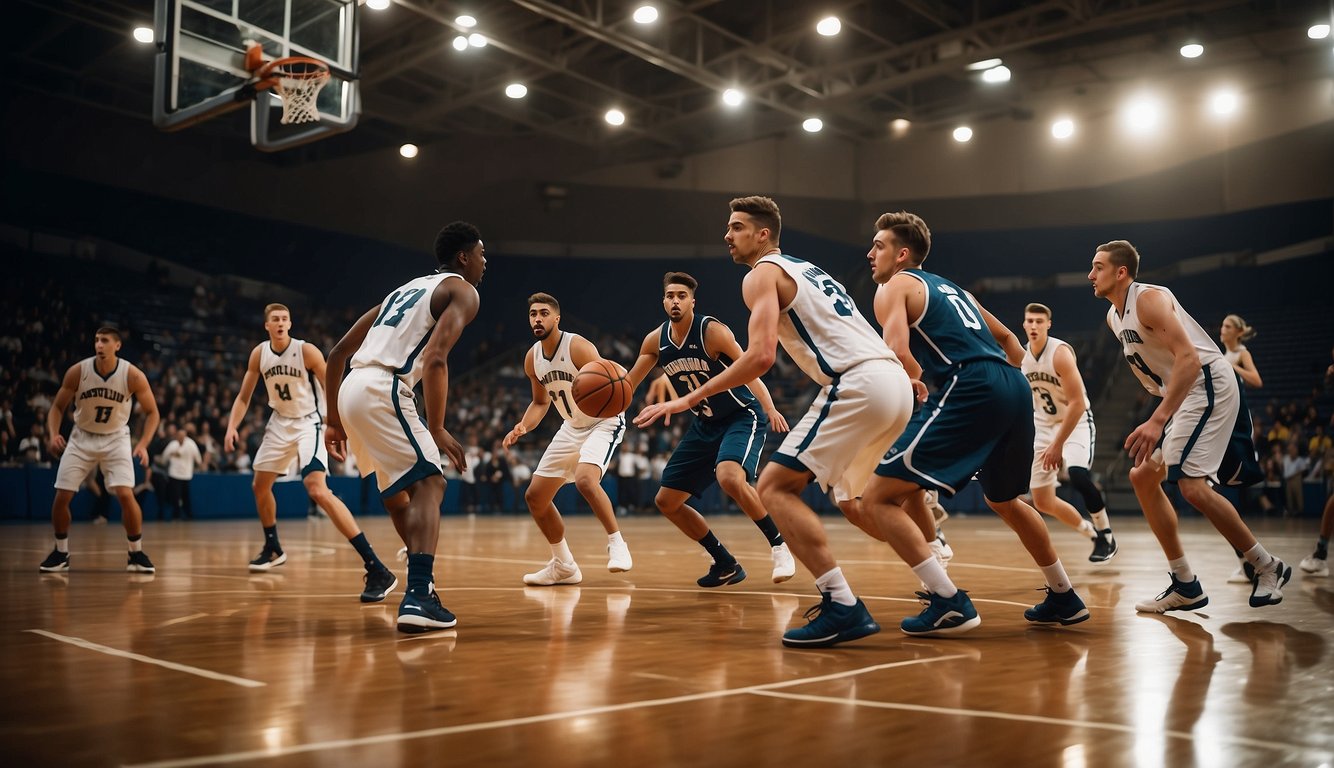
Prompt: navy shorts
<box><xmin>876</xmin><ymin>360</ymin><xmax>1034</xmax><ymax>502</ymax></box>
<box><xmin>660</xmin><ymin>406</ymin><xmax>768</xmax><ymax>497</ymax></box>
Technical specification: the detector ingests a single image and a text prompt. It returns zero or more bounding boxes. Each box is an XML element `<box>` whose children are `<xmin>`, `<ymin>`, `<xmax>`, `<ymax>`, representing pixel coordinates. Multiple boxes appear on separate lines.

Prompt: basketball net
<box><xmin>273</xmin><ymin>67</ymin><xmax>331</xmax><ymax>125</ymax></box>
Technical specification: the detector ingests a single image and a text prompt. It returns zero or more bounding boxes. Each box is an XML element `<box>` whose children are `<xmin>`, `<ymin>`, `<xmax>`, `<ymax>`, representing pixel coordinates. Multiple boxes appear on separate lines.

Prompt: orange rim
<box><xmin>257</xmin><ymin>56</ymin><xmax>331</xmax><ymax>80</ymax></box>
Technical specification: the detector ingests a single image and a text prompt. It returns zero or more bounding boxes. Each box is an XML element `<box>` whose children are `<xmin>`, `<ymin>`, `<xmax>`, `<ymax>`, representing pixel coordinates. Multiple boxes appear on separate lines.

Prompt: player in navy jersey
<box><xmin>624</xmin><ymin>271</ymin><xmax>796</xmax><ymax>587</ymax></box>
<box><xmin>863</xmin><ymin>211</ymin><xmax>1090</xmax><ymax>636</ymax></box>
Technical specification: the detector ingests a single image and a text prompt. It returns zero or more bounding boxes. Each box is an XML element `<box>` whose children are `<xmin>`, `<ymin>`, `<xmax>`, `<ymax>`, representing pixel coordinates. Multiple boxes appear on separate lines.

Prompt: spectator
<box><xmin>162</xmin><ymin>424</ymin><xmax>203</xmax><ymax>520</ymax></box>
<box><xmin>1282</xmin><ymin>441</ymin><xmax>1309</xmax><ymax>518</ymax></box>
<box><xmin>19</xmin><ymin>423</ymin><xmax>45</xmax><ymax>465</ymax></box>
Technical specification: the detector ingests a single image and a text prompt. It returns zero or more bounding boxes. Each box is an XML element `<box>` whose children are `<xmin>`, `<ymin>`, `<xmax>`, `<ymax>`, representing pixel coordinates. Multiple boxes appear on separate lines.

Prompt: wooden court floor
<box><xmin>2</xmin><ymin>513</ymin><xmax>1331</xmax><ymax>767</ymax></box>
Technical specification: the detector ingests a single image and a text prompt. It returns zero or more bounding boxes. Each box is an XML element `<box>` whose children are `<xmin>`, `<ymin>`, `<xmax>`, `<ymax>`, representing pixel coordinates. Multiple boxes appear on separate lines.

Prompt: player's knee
<box><xmin>1177</xmin><ymin>478</ymin><xmax>1211</xmax><ymax>507</ymax></box>
<box><xmin>716</xmin><ymin>466</ymin><xmax>748</xmax><ymax>497</ymax></box>
<box><xmin>653</xmin><ymin>489</ymin><xmax>674</xmax><ymax>513</ymax></box>
<box><xmin>303</xmin><ymin>476</ymin><xmax>329</xmax><ymax>499</ymax></box>
<box><xmin>1128</xmin><ymin>462</ymin><xmax>1162</xmax><ymax>490</ymax></box>
<box><xmin>573</xmin><ymin>472</ymin><xmax>602</xmax><ymax>496</ymax></box>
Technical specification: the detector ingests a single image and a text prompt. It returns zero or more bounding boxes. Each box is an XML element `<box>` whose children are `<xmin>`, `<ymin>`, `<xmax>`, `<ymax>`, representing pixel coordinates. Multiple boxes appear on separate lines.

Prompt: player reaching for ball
<box><xmin>623</xmin><ymin>271</ymin><xmax>797</xmax><ymax>587</ymax></box>
<box><xmin>503</xmin><ymin>292</ymin><xmax>633</xmax><ymax>585</ymax></box>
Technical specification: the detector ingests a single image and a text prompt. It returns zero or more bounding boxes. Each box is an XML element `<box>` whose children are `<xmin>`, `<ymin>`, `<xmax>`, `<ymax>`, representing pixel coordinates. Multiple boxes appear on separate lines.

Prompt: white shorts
<box><xmin>340</xmin><ymin>367</ymin><xmax>443</xmax><ymax>497</ymax></box>
<box><xmin>1030</xmin><ymin>411</ymin><xmax>1095</xmax><ymax>488</ymax></box>
<box><xmin>1155</xmin><ymin>362</ymin><xmax>1240</xmax><ymax>483</ymax></box>
<box><xmin>253</xmin><ymin>411</ymin><xmax>328</xmax><ymax>477</ymax></box>
<box><xmin>54</xmin><ymin>427</ymin><xmax>134</xmax><ymax>491</ymax></box>
<box><xmin>771</xmin><ymin>359</ymin><xmax>914</xmax><ymax>502</ymax></box>
<box><xmin>533</xmin><ymin>416</ymin><xmax>626</xmax><ymax>483</ymax></box>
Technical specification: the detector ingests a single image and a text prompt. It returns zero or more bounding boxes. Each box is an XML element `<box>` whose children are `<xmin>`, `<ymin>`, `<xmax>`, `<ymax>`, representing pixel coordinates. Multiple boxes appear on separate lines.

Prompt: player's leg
<box><xmin>713</xmin><ymin>412</ymin><xmax>795</xmax><ymax>582</ymax></box>
<box><xmin>394</xmin><ymin>473</ymin><xmax>459</xmax><ymax>633</ymax></box>
<box><xmin>658</xmin><ymin>423</ymin><xmax>745</xmax><ymax>585</ymax></box>
<box><xmin>1178</xmin><ymin>476</ymin><xmax>1289</xmax><ymax>607</ymax></box>
<box><xmin>41</xmin><ymin>490</ymin><xmax>77</xmax><ymax>572</ymax></box>
<box><xmin>522</xmin><ymin>473</ymin><xmax>582</xmax><ymax>586</ymax></box>
<box><xmin>112</xmin><ymin>485</ymin><xmax>155</xmax><ymax>573</ymax></box>
<box><xmin>248</xmin><ymin>471</ymin><xmax>286</xmax><ymax>570</ymax></box>
<box><xmin>1127</xmin><ymin>458</ymin><xmax>1206</xmax><ymax>613</ymax></box>
<box><xmin>1031</xmin><ymin>483</ymin><xmax>1094</xmax><ymax>534</ymax></box>
<box><xmin>304</xmin><ymin>470</ymin><xmax>396</xmax><ymax>601</ymax></box>
<box><xmin>1299</xmin><ymin>493</ymin><xmax>1333</xmax><ymax>576</ymax></box>
<box><xmin>573</xmin><ymin>419</ymin><xmax>631</xmax><ymax>572</ymax></box>
<box><xmin>43</xmin><ymin>434</ymin><xmax>102</xmax><ymax>571</ymax></box>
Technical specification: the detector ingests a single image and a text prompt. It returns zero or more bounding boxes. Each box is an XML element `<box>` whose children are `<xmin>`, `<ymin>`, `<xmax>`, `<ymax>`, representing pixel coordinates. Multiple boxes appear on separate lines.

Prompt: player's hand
<box><xmin>766</xmin><ymin>407</ymin><xmax>790</xmax><ymax>434</ymax></box>
<box><xmin>1124</xmin><ymin>419</ymin><xmax>1164</xmax><ymax>467</ymax></box>
<box><xmin>1040</xmin><ymin>442</ymin><xmax>1063</xmax><ymax>471</ymax></box>
<box><xmin>224</xmin><ymin>426</ymin><xmax>239</xmax><ymax>453</ymax></box>
<box><xmin>48</xmin><ymin>434</ymin><xmax>67</xmax><ymax>457</ymax></box>
<box><xmin>324</xmin><ymin>423</ymin><xmax>347</xmax><ymax>462</ymax></box>
<box><xmin>502</xmin><ymin>423</ymin><xmax>527</xmax><ymax>451</ymax></box>
<box><xmin>634</xmin><ymin>396</ymin><xmax>691</xmax><ymax>427</ymax></box>
<box><xmin>133</xmin><ymin>444</ymin><xmax>150</xmax><ymax>467</ymax></box>
<box><xmin>432</xmin><ymin>427</ymin><xmax>465</xmax><ymax>472</ymax></box>
<box><xmin>910</xmin><ymin>379</ymin><xmax>929</xmax><ymax>403</ymax></box>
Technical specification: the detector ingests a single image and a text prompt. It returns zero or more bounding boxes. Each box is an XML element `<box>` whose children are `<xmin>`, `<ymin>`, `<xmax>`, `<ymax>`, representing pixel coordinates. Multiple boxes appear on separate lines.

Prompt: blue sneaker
<box><xmin>900</xmin><ymin>590</ymin><xmax>981</xmax><ymax>637</ymax></box>
<box><xmin>697</xmin><ymin>561</ymin><xmax>747</xmax><ymax>588</ymax></box>
<box><xmin>1024</xmin><ymin>587</ymin><xmax>1091</xmax><ymax>626</ymax></box>
<box><xmin>781</xmin><ymin>593</ymin><xmax>880</xmax><ymax>648</ymax></box>
<box><xmin>361</xmin><ymin>565</ymin><xmax>398</xmax><ymax>603</ymax></box>
<box><xmin>1135</xmin><ymin>574</ymin><xmax>1208</xmax><ymax>613</ymax></box>
<box><xmin>397</xmin><ymin>587</ymin><xmax>457</xmax><ymax>634</ymax></box>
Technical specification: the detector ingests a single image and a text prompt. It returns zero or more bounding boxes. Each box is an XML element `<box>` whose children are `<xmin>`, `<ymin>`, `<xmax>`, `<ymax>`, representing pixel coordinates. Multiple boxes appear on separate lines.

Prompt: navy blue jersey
<box><xmin>657</xmin><ymin>315</ymin><xmax>758</xmax><ymax>423</ymax></box>
<box><xmin>901</xmin><ymin>269</ymin><xmax>1007</xmax><ymax>388</ymax></box>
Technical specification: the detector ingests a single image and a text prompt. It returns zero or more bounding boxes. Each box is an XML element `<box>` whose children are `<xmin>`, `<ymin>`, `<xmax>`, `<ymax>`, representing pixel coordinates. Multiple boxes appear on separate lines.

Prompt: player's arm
<box><xmin>1125</xmin><ymin>289</ymin><xmax>1201</xmax><ymax>465</ymax></box>
<box><xmin>324</xmin><ymin>305</ymin><xmax>380</xmax><ymax>462</ymax></box>
<box><xmin>420</xmin><ymin>279</ymin><xmax>481</xmax><ymax>472</ymax></box>
<box><xmin>46</xmin><ymin>364</ymin><xmax>80</xmax><ymax>457</ymax></box>
<box><xmin>504</xmin><ymin>348</ymin><xmax>551</xmax><ymax>449</ymax></box>
<box><xmin>1040</xmin><ymin>344</ymin><xmax>1087</xmax><ymax>470</ymax></box>
<box><xmin>128</xmin><ymin>365</ymin><xmax>160</xmax><ymax>467</ymax></box>
<box><xmin>224</xmin><ymin>346</ymin><xmax>262</xmax><ymax>452</ymax></box>
<box><xmin>624</xmin><ymin>330</ymin><xmax>661</xmax><ymax>392</ymax></box>
<box><xmin>967</xmin><ymin>291</ymin><xmax>1024</xmax><ymax>367</ymax></box>
<box><xmin>704</xmin><ymin>318</ymin><xmax>789</xmax><ymax>433</ymax></box>
<box><xmin>1233</xmin><ymin>347</ymin><xmax>1263</xmax><ymax>388</ymax></box>
<box><xmin>635</xmin><ymin>266</ymin><xmax>781</xmax><ymax>426</ymax></box>
<box><xmin>568</xmin><ymin>334</ymin><xmax>603</xmax><ymax>370</ymax></box>
<box><xmin>303</xmin><ymin>342</ymin><xmax>330</xmax><ymax>386</ymax></box>
<box><xmin>877</xmin><ymin>277</ymin><xmax>928</xmax><ymax>401</ymax></box>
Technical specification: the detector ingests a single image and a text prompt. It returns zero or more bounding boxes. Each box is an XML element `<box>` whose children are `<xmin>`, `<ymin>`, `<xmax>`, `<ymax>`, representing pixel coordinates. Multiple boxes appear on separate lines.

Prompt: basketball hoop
<box><xmin>256</xmin><ymin>56</ymin><xmax>331</xmax><ymax>125</ymax></box>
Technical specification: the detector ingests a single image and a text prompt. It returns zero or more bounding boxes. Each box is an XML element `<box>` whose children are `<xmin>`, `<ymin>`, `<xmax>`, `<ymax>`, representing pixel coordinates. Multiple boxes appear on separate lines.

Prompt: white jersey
<box><xmin>1108</xmin><ymin>282</ymin><xmax>1226</xmax><ymax>397</ymax></box>
<box><xmin>532</xmin><ymin>331</ymin><xmax>601</xmax><ymax>430</ymax></box>
<box><xmin>72</xmin><ymin>357</ymin><xmax>133</xmax><ymax>434</ymax></box>
<box><xmin>756</xmin><ymin>253</ymin><xmax>896</xmax><ymax>386</ymax></box>
<box><xmin>1223</xmin><ymin>344</ymin><xmax>1245</xmax><ymax>366</ymax></box>
<box><xmin>351</xmin><ymin>272</ymin><xmax>456</xmax><ymax>387</ymax></box>
<box><xmin>1022</xmin><ymin>336</ymin><xmax>1090</xmax><ymax>426</ymax></box>
<box><xmin>258</xmin><ymin>339</ymin><xmax>319</xmax><ymax>419</ymax></box>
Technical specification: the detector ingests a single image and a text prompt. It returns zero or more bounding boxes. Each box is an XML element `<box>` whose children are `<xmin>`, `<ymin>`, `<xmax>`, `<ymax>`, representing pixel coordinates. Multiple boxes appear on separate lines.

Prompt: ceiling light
<box><xmin>452</xmin><ymin>36</ymin><xmax>469</xmax><ymax>51</ymax></box>
<box><xmin>365</xmin><ymin>0</ymin><xmax>390</xmax><ymax>9</ymax></box>
<box><xmin>632</xmin><ymin>5</ymin><xmax>658</xmax><ymax>24</ymax></box>
<box><xmin>399</xmin><ymin>143</ymin><xmax>419</xmax><ymax>158</ymax></box>
<box><xmin>468</xmin><ymin>33</ymin><xmax>488</xmax><ymax>48</ymax></box>
<box><xmin>965</xmin><ymin>58</ymin><xmax>1002</xmax><ymax>71</ymax></box>
<box><xmin>605</xmin><ymin>108</ymin><xmax>626</xmax><ymax>126</ymax></box>
<box><xmin>816</xmin><ymin>17</ymin><xmax>841</xmax><ymax>37</ymax></box>
<box><xmin>952</xmin><ymin>126</ymin><xmax>973</xmax><ymax>143</ymax></box>
<box><xmin>1210</xmin><ymin>89</ymin><xmax>1239</xmax><ymax>116</ymax></box>
<box><xmin>1051</xmin><ymin>118</ymin><xmax>1075</xmax><ymax>139</ymax></box>
<box><xmin>456</xmin><ymin>15</ymin><xmax>477</xmax><ymax>28</ymax></box>
<box><xmin>890</xmin><ymin>118</ymin><xmax>911</xmax><ymax>134</ymax></box>
<box><xmin>981</xmin><ymin>65</ymin><xmax>1011</xmax><ymax>83</ymax></box>
<box><xmin>802</xmin><ymin>118</ymin><xmax>823</xmax><ymax>133</ymax></box>
<box><xmin>1309</xmin><ymin>24</ymin><xmax>1331</xmax><ymax>39</ymax></box>
<box><xmin>1123</xmin><ymin>96</ymin><xmax>1162</xmax><ymax>135</ymax></box>
<box><xmin>721</xmin><ymin>88</ymin><xmax>745</xmax><ymax>107</ymax></box>
<box><xmin>132</xmin><ymin>26</ymin><xmax>154</xmax><ymax>43</ymax></box>
<box><xmin>505</xmin><ymin>83</ymin><xmax>527</xmax><ymax>99</ymax></box>
<box><xmin>1180</xmin><ymin>43</ymin><xmax>1204</xmax><ymax>58</ymax></box>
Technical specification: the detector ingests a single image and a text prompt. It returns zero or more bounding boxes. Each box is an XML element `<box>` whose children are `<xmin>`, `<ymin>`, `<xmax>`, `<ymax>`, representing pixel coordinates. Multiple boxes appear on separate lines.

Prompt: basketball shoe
<box><xmin>1089</xmin><ymin>530</ymin><xmax>1118</xmax><ymax>563</ymax></box>
<box><xmin>248</xmin><ymin>546</ymin><xmax>286</xmax><ymax>572</ymax></box>
<box><xmin>607</xmin><ymin>539</ymin><xmax>633</xmax><ymax>572</ymax></box>
<box><xmin>781</xmin><ymin>593</ymin><xmax>880</xmax><ymax>648</ymax></box>
<box><xmin>1249</xmin><ymin>558</ymin><xmax>1292</xmax><ymax>607</ymax></box>
<box><xmin>524</xmin><ymin>558</ymin><xmax>583</xmax><ymax>586</ymax></box>
<box><xmin>900</xmin><ymin>590</ymin><xmax>981</xmax><ymax>636</ymax></box>
<box><xmin>397</xmin><ymin>584</ymin><xmax>457</xmax><ymax>633</ymax></box>
<box><xmin>361</xmin><ymin>565</ymin><xmax>398</xmax><ymax>603</ymax></box>
<box><xmin>126</xmin><ymin>551</ymin><xmax>156</xmax><ymax>573</ymax></box>
<box><xmin>1135</xmin><ymin>574</ymin><xmax>1208</xmax><ymax>613</ymax></box>
<box><xmin>770</xmin><ymin>543</ymin><xmax>796</xmax><ymax>583</ymax></box>
<box><xmin>1024</xmin><ymin>587</ymin><xmax>1090</xmax><ymax>626</ymax></box>
<box><xmin>698</xmin><ymin>560</ymin><xmax>746</xmax><ymax>588</ymax></box>
<box><xmin>1299</xmin><ymin>554</ymin><xmax>1329</xmax><ymax>577</ymax></box>
<box><xmin>1227</xmin><ymin>558</ymin><xmax>1256</xmax><ymax>584</ymax></box>
<box><xmin>39</xmin><ymin>549</ymin><xmax>70</xmax><ymax>573</ymax></box>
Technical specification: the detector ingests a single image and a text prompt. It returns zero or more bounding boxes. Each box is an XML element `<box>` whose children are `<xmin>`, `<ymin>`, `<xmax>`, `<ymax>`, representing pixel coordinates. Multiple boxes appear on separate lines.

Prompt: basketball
<box><xmin>571</xmin><ymin>359</ymin><xmax>631</xmax><ymax>418</ymax></box>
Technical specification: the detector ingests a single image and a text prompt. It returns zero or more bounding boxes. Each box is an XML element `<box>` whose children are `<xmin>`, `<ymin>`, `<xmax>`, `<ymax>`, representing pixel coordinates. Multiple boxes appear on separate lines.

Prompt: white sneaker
<box><xmin>770</xmin><ymin>543</ymin><xmax>796</xmax><ymax>583</ymax></box>
<box><xmin>1226</xmin><ymin>560</ymin><xmax>1253</xmax><ymax>584</ymax></box>
<box><xmin>1300</xmin><ymin>555</ymin><xmax>1329</xmax><ymax>577</ymax></box>
<box><xmin>523</xmin><ymin>558</ymin><xmax>583</xmax><ymax>586</ymax></box>
<box><xmin>930</xmin><ymin>532</ymin><xmax>954</xmax><ymax>568</ymax></box>
<box><xmin>1134</xmin><ymin>575</ymin><xmax>1208</xmax><ymax>613</ymax></box>
<box><xmin>607</xmin><ymin>539</ymin><xmax>633</xmax><ymax>573</ymax></box>
<box><xmin>1250</xmin><ymin>558</ymin><xmax>1292</xmax><ymax>607</ymax></box>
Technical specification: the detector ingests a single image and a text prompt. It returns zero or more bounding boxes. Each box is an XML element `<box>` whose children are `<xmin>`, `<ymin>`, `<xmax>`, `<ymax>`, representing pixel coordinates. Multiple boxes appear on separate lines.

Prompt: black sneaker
<box><xmin>1089</xmin><ymin>530</ymin><xmax>1118</xmax><ymax>563</ymax></box>
<box><xmin>1024</xmin><ymin>587</ymin><xmax>1091</xmax><ymax>625</ymax></box>
<box><xmin>697</xmin><ymin>561</ymin><xmax>747</xmax><ymax>588</ymax></box>
<box><xmin>361</xmin><ymin>565</ymin><xmax>398</xmax><ymax>603</ymax></box>
<box><xmin>397</xmin><ymin>587</ymin><xmax>457</xmax><ymax>633</ymax></box>
<box><xmin>39</xmin><ymin>549</ymin><xmax>70</xmax><ymax>573</ymax></box>
<box><xmin>126</xmin><ymin>551</ymin><xmax>156</xmax><ymax>573</ymax></box>
<box><xmin>248</xmin><ymin>547</ymin><xmax>287</xmax><ymax>572</ymax></box>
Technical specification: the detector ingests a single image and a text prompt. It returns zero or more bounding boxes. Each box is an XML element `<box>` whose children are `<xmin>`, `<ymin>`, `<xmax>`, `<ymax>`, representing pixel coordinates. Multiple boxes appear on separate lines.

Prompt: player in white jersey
<box><xmin>40</xmin><ymin>327</ymin><xmax>161</xmax><ymax>574</ymax></box>
<box><xmin>1090</xmin><ymin>239</ymin><xmax>1289</xmax><ymax>612</ymax></box>
<box><xmin>1218</xmin><ymin>314</ymin><xmax>1267</xmax><ymax>582</ymax></box>
<box><xmin>1021</xmin><ymin>303</ymin><xmax>1117</xmax><ymax>562</ymax></box>
<box><xmin>637</xmin><ymin>196</ymin><xmax>914</xmax><ymax>648</ymax></box>
<box><xmin>325</xmin><ymin>221</ymin><xmax>484</xmax><ymax>634</ymax></box>
<box><xmin>224</xmin><ymin>303</ymin><xmax>396</xmax><ymax>602</ymax></box>
<box><xmin>503</xmin><ymin>292</ymin><xmax>633</xmax><ymax>585</ymax></box>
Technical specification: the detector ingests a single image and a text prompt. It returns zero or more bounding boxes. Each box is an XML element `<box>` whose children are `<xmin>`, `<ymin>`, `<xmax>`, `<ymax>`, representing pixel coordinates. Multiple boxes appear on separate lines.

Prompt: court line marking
<box><xmin>122</xmin><ymin>654</ymin><xmax>971</xmax><ymax>768</ymax></box>
<box><xmin>25</xmin><ymin>630</ymin><xmax>265</xmax><ymax>688</ymax></box>
<box><xmin>157</xmin><ymin>613</ymin><xmax>210</xmax><ymax>628</ymax></box>
<box><xmin>750</xmin><ymin>690</ymin><xmax>1323</xmax><ymax>755</ymax></box>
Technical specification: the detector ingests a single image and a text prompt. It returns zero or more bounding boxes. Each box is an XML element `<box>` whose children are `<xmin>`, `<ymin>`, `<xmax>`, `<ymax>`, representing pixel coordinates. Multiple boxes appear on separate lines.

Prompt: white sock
<box><xmin>1077</xmin><ymin>520</ymin><xmax>1097</xmax><ymax>539</ymax></box>
<box><xmin>1040</xmin><ymin>560</ymin><xmax>1072</xmax><ymax>593</ymax></box>
<box><xmin>814</xmin><ymin>567</ymin><xmax>857</xmax><ymax>606</ymax></box>
<box><xmin>551</xmin><ymin>539</ymin><xmax>574</xmax><ymax>563</ymax></box>
<box><xmin>1090</xmin><ymin>511</ymin><xmax>1111</xmax><ymax>532</ymax></box>
<box><xmin>128</xmin><ymin>538</ymin><xmax>143</xmax><ymax>553</ymax></box>
<box><xmin>1242</xmin><ymin>542</ymin><xmax>1275</xmax><ymax>570</ymax></box>
<box><xmin>607</xmin><ymin>531</ymin><xmax>624</xmax><ymax>546</ymax></box>
<box><xmin>55</xmin><ymin>536</ymin><xmax>69</xmax><ymax>554</ymax></box>
<box><xmin>1168</xmin><ymin>557</ymin><xmax>1195</xmax><ymax>583</ymax></box>
<box><xmin>911</xmin><ymin>557</ymin><xmax>958</xmax><ymax>598</ymax></box>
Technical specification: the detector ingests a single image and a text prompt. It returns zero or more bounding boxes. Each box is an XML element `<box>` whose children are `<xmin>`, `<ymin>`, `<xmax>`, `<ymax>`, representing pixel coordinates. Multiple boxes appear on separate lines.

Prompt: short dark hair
<box><xmin>1024</xmin><ymin>303</ymin><xmax>1052</xmax><ymax>318</ymax></box>
<box><xmin>663</xmin><ymin>272</ymin><xmax>697</xmax><ymax>294</ymax></box>
<box><xmin>433</xmin><ymin>221</ymin><xmax>483</xmax><ymax>266</ymax></box>
<box><xmin>1096</xmin><ymin>239</ymin><xmax>1140</xmax><ymax>279</ymax></box>
<box><xmin>729</xmin><ymin>196</ymin><xmax>782</xmax><ymax>244</ymax></box>
<box><xmin>874</xmin><ymin>211</ymin><xmax>932</xmax><ymax>265</ymax></box>
<box><xmin>95</xmin><ymin>326</ymin><xmax>122</xmax><ymax>340</ymax></box>
<box><xmin>527</xmin><ymin>292</ymin><xmax>559</xmax><ymax>312</ymax></box>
